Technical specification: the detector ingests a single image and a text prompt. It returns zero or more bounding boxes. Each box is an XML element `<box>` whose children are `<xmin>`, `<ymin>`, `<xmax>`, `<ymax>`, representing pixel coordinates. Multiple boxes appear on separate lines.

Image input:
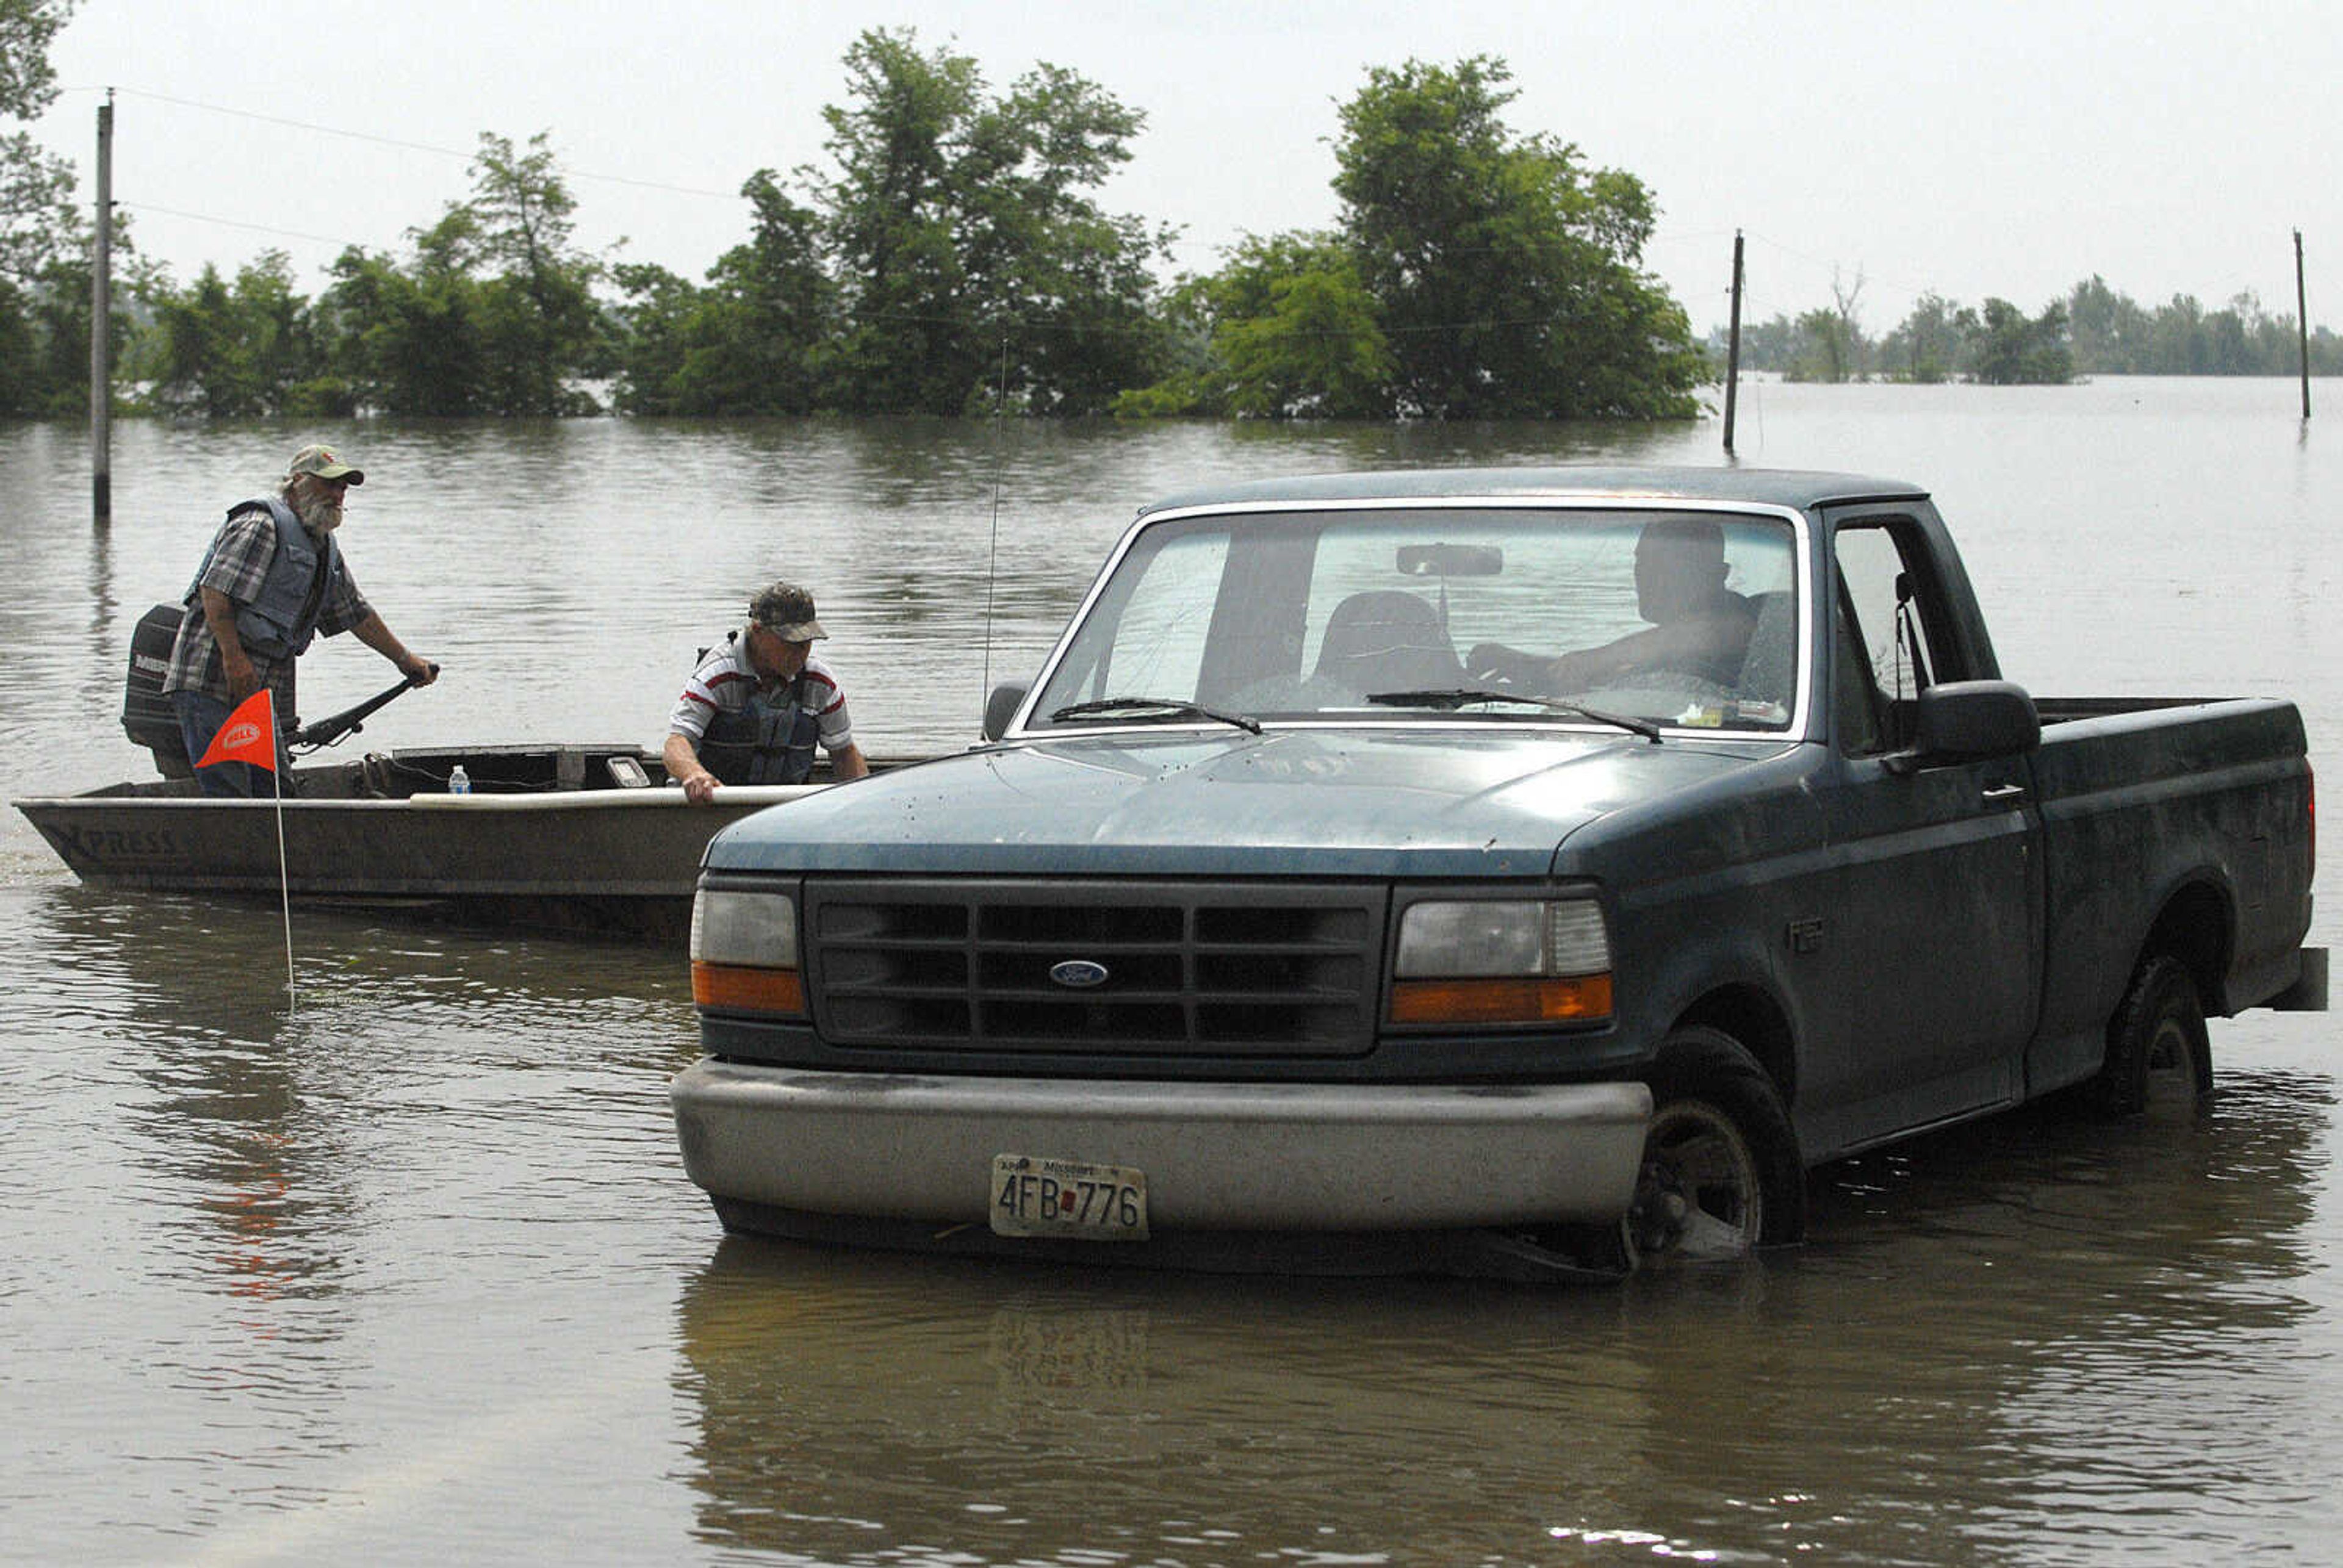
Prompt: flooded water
<box><xmin>1</xmin><ymin>381</ymin><xmax>2336</xmax><ymax>1563</ymax></box>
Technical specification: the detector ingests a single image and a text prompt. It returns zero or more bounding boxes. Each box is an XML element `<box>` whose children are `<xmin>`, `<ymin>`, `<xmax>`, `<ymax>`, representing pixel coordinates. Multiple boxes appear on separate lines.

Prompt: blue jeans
<box><xmin>173</xmin><ymin>689</ymin><xmax>281</xmax><ymax>799</ymax></box>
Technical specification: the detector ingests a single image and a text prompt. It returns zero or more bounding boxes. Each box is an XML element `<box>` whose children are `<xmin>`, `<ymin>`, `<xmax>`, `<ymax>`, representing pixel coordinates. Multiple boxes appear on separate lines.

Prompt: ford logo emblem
<box><xmin>1048</xmin><ymin>959</ymin><xmax>1110</xmax><ymax>989</ymax></box>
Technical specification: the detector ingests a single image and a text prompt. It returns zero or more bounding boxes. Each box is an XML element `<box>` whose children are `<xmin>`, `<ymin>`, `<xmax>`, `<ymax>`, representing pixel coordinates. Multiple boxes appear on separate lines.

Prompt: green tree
<box><xmin>318</xmin><ymin>223</ymin><xmax>489</xmax><ymax>416</ymax></box>
<box><xmin>967</xmin><ymin>62</ymin><xmax>1175</xmax><ymax>412</ymax></box>
<box><xmin>1137</xmin><ymin>232</ymin><xmax>1392</xmax><ymax>419</ymax></box>
<box><xmin>1</xmin><ymin>0</ymin><xmax>81</xmax><ymax>289</ymax></box>
<box><xmin>608</xmin><ymin>261</ymin><xmax>697</xmax><ymax>416</ymax></box>
<box><xmin>309</xmin><ymin>135</ymin><xmax>603</xmax><ymax>417</ymax></box>
<box><xmin>1787</xmin><ymin>309</ymin><xmax>1848</xmax><ymax>383</ymax></box>
<box><xmin>149</xmin><ymin>252</ymin><xmax>319</xmax><ymax>416</ymax></box>
<box><xmin>1970</xmin><ymin>297</ymin><xmax>2072</xmax><ymax>385</ymax></box>
<box><xmin>1784</xmin><ymin>272</ymin><xmax>1868</xmax><ymax>383</ymax></box>
<box><xmin>2148</xmin><ymin>293</ymin><xmax>2207</xmax><ymax>375</ymax></box>
<box><xmin>1</xmin><ymin>0</ymin><xmax>94</xmax><ymax>415</ymax></box>
<box><xmin>816</xmin><ymin>27</ymin><xmax>1168</xmax><ymax>415</ymax></box>
<box><xmin>616</xmin><ymin>169</ymin><xmax>835</xmax><ymax>415</ymax></box>
<box><xmin>1875</xmin><ymin>290</ymin><xmax>1962</xmax><ymax>383</ymax></box>
<box><xmin>818</xmin><ymin>28</ymin><xmax>974</xmax><ymax>412</ymax></box>
<box><xmin>463</xmin><ymin>131</ymin><xmax>607</xmax><ymax>414</ymax></box>
<box><xmin>16</xmin><ymin>251</ymin><xmax>91</xmax><ymax>412</ymax></box>
<box><xmin>151</xmin><ymin>262</ymin><xmax>245</xmax><ymax>414</ymax></box>
<box><xmin>0</xmin><ymin>273</ymin><xmax>34</xmax><ymax>412</ymax></box>
<box><xmin>1328</xmin><ymin>56</ymin><xmax>1702</xmax><ymax>418</ymax></box>
<box><xmin>1706</xmin><ymin>312</ymin><xmax>1799</xmax><ymax>375</ymax></box>
<box><xmin>2067</xmin><ymin>275</ymin><xmax>2151</xmax><ymax>373</ymax></box>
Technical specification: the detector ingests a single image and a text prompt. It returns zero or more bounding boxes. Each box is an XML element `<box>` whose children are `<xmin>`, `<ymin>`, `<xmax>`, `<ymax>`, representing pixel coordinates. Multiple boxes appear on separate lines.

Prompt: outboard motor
<box><xmin>123</xmin><ymin>601</ymin><xmax>194</xmax><ymax>777</ymax></box>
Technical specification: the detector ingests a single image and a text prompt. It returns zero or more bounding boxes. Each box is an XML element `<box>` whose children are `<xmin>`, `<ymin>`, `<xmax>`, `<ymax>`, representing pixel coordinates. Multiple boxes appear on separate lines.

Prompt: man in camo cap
<box><xmin>665</xmin><ymin>580</ymin><xmax>868</xmax><ymax>803</ymax></box>
<box><xmin>164</xmin><ymin>442</ymin><xmax>438</xmax><ymax>796</ymax></box>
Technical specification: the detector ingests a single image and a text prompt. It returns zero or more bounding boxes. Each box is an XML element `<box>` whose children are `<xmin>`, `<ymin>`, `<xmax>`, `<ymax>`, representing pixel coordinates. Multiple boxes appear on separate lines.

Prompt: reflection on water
<box><xmin>2</xmin><ymin>389</ymin><xmax>2339</xmax><ymax>1561</ymax></box>
<box><xmin>0</xmin><ymin>879</ymin><xmax>707</xmax><ymax>1559</ymax></box>
<box><xmin>671</xmin><ymin>1063</ymin><xmax>2335</xmax><ymax>1564</ymax></box>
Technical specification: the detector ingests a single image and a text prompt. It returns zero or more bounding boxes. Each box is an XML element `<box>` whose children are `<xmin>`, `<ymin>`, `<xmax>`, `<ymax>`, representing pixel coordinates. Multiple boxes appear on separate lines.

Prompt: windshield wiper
<box><xmin>1048</xmin><ymin>696</ymin><xmax>1264</xmax><ymax>735</ymax></box>
<box><xmin>1364</xmin><ymin>688</ymin><xmax>1663</xmax><ymax>743</ymax></box>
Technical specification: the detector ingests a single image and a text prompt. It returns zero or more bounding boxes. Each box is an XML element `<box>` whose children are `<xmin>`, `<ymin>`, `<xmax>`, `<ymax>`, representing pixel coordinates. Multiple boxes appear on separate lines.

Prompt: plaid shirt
<box><xmin>162</xmin><ymin>505</ymin><xmax>373</xmax><ymax>719</ymax></box>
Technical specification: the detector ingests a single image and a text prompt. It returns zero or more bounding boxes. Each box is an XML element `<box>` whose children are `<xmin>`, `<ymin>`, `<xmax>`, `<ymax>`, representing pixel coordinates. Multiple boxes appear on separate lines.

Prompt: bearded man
<box><xmin>164</xmin><ymin>443</ymin><xmax>438</xmax><ymax>796</ymax></box>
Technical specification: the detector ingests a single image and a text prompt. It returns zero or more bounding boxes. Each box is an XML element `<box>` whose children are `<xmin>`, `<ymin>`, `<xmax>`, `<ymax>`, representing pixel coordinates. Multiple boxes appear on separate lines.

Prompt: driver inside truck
<box><xmin>1468</xmin><ymin>517</ymin><xmax>1757</xmax><ymax>692</ymax></box>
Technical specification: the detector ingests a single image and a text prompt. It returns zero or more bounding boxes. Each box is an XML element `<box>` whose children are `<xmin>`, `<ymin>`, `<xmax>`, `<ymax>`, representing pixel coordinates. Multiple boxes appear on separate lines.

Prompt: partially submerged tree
<box><xmin>1874</xmin><ymin>291</ymin><xmax>1965</xmax><ymax>384</ymax></box>
<box><xmin>613</xmin><ymin>169</ymin><xmax>835</xmax><ymax>415</ymax></box>
<box><xmin>0</xmin><ymin>0</ymin><xmax>81</xmax><ymax>290</ymax></box>
<box><xmin>1129</xmin><ymin>232</ymin><xmax>1392</xmax><ymax>419</ymax></box>
<box><xmin>817</xmin><ymin>27</ymin><xmax>1170</xmax><ymax>415</ymax></box>
<box><xmin>1125</xmin><ymin>54</ymin><xmax>1703</xmax><ymax>420</ymax></box>
<box><xmin>0</xmin><ymin>0</ymin><xmax>96</xmax><ymax>414</ymax></box>
<box><xmin>1970</xmin><ymin>297</ymin><xmax>2073</xmax><ymax>386</ymax></box>
<box><xmin>297</xmin><ymin>133</ymin><xmax>605</xmax><ymax>415</ymax></box>
<box><xmin>464</xmin><ymin>132</ymin><xmax>608</xmax><ymax>414</ymax></box>
<box><xmin>1331</xmin><ymin>56</ymin><xmax>1702</xmax><ymax>418</ymax></box>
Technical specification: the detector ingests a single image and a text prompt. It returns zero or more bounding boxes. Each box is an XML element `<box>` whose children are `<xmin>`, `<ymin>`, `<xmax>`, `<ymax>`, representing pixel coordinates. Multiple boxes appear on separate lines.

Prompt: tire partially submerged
<box><xmin>2085</xmin><ymin>953</ymin><xmax>2213</xmax><ymax>1120</ymax></box>
<box><xmin>1623</xmin><ymin>1026</ymin><xmax>1806</xmax><ymax>1266</ymax></box>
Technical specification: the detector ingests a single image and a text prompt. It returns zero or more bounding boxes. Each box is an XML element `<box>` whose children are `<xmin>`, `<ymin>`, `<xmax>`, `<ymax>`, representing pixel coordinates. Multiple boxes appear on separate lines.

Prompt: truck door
<box><xmin>1795</xmin><ymin>514</ymin><xmax>2042</xmax><ymax>1154</ymax></box>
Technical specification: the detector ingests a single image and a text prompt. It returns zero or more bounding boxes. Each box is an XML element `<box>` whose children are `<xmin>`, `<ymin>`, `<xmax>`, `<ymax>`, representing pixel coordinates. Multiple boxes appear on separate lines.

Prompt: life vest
<box><xmin>698</xmin><ymin>651</ymin><xmax>821</xmax><ymax>785</ymax></box>
<box><xmin>183</xmin><ymin>497</ymin><xmax>341</xmax><ymax>659</ymax></box>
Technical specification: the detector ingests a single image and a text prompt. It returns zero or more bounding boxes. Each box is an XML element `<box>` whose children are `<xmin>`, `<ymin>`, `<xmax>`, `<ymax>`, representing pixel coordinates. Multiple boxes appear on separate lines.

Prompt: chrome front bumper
<box><xmin>671</xmin><ymin>1060</ymin><xmax>1652</xmax><ymax>1232</ymax></box>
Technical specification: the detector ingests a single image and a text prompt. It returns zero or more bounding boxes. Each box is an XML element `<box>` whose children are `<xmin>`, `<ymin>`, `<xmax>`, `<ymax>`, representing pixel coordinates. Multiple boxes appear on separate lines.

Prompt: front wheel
<box><xmin>1625</xmin><ymin>1026</ymin><xmax>1805</xmax><ymax>1266</ymax></box>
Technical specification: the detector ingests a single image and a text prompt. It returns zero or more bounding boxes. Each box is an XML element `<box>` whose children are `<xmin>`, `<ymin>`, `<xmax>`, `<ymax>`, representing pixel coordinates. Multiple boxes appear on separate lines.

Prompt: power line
<box><xmin>118</xmin><ymin>200</ymin><xmax>369</xmax><ymax>251</ymax></box>
<box><xmin>94</xmin><ymin>85</ymin><xmax>743</xmax><ymax>203</ymax></box>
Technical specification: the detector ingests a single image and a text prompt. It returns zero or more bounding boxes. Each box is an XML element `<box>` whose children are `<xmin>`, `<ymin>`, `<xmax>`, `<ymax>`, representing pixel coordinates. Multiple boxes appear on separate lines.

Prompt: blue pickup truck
<box><xmin>671</xmin><ymin>467</ymin><xmax>2324</xmax><ymax>1279</ymax></box>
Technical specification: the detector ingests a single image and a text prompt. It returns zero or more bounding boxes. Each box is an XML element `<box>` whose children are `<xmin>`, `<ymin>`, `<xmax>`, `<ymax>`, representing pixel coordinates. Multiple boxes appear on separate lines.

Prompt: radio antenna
<box><xmin>981</xmin><ymin>331</ymin><xmax>1008</xmax><ymax>700</ymax></box>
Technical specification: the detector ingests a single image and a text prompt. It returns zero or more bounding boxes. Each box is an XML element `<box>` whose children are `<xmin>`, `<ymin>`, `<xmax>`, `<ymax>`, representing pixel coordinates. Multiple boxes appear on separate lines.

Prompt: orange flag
<box><xmin>195</xmin><ymin>688</ymin><xmax>279</xmax><ymax>772</ymax></box>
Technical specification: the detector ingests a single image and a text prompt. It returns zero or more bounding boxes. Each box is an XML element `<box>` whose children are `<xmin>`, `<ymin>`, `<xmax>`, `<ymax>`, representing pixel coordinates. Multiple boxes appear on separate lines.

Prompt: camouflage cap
<box><xmin>750</xmin><ymin>581</ymin><xmax>827</xmax><ymax>642</ymax></box>
<box><xmin>288</xmin><ymin>443</ymin><xmax>364</xmax><ymax>486</ymax></box>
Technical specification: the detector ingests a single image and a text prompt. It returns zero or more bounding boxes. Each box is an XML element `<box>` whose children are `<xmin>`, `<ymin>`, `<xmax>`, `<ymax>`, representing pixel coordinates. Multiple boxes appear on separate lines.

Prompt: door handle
<box><xmin>1981</xmin><ymin>783</ymin><xmax>2028</xmax><ymax>805</ymax></box>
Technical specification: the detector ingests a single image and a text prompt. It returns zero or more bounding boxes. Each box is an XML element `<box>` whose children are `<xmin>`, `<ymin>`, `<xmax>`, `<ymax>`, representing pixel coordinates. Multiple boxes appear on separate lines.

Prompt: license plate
<box><xmin>990</xmin><ymin>1154</ymin><xmax>1150</xmax><ymax>1240</ymax></box>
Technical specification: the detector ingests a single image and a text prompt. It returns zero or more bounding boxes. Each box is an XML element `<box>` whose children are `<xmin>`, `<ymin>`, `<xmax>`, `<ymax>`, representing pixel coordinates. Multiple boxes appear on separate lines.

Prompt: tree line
<box><xmin>0</xmin><ymin>26</ymin><xmax>1701</xmax><ymax>422</ymax></box>
<box><xmin>5</xmin><ymin>7</ymin><xmax>2331</xmax><ymax>421</ymax></box>
<box><xmin>1716</xmin><ymin>273</ymin><xmax>2343</xmax><ymax>384</ymax></box>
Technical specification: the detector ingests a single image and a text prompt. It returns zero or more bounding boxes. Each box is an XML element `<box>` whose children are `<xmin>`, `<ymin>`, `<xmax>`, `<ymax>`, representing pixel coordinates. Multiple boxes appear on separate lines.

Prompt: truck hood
<box><xmin>706</xmin><ymin>728</ymin><xmax>1790</xmax><ymax>880</ymax></box>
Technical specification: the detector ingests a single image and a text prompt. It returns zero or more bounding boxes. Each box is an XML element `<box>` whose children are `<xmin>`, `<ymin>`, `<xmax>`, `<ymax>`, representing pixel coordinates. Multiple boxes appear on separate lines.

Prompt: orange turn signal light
<box><xmin>1387</xmin><ymin>973</ymin><xmax>1613</xmax><ymax>1026</ymax></box>
<box><xmin>692</xmin><ymin>962</ymin><xmax>806</xmax><ymax>1016</ymax></box>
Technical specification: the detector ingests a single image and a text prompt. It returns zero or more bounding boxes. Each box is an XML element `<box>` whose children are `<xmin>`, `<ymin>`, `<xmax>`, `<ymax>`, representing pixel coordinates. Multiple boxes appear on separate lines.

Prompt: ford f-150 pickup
<box><xmin>671</xmin><ymin>467</ymin><xmax>2324</xmax><ymax>1280</ymax></box>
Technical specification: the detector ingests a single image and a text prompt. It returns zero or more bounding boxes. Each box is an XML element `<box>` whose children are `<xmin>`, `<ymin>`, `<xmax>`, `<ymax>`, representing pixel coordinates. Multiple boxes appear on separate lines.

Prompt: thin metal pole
<box><xmin>2295</xmin><ymin>229</ymin><xmax>2311</xmax><ymax>420</ymax></box>
<box><xmin>1722</xmin><ymin>231</ymin><xmax>1745</xmax><ymax>454</ymax></box>
<box><xmin>91</xmin><ymin>90</ymin><xmax>113</xmax><ymax>528</ymax></box>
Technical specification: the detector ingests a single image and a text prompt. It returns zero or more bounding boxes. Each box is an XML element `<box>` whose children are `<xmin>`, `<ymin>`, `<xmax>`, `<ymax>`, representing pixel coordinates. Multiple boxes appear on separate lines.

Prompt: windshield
<box><xmin>1027</xmin><ymin>506</ymin><xmax>1801</xmax><ymax>733</ymax></box>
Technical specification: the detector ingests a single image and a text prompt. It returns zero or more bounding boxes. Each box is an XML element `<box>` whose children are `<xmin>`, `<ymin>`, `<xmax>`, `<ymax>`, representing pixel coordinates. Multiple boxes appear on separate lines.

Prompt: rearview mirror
<box><xmin>1397</xmin><ymin>543</ymin><xmax>1503</xmax><ymax>578</ymax></box>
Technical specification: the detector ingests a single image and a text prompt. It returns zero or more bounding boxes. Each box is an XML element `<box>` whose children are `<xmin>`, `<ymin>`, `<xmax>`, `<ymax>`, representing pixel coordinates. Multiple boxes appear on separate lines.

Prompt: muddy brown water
<box><xmin>2</xmin><ymin>383</ymin><xmax>2336</xmax><ymax>1563</ymax></box>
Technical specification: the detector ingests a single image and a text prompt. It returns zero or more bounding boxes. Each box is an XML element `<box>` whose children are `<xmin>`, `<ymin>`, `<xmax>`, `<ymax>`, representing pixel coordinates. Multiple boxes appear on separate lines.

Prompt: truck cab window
<box><xmin>1830</xmin><ymin>588</ymin><xmax>1885</xmax><ymax>753</ymax></box>
<box><xmin>1832</xmin><ymin>522</ymin><xmax>1940</xmax><ymax>753</ymax></box>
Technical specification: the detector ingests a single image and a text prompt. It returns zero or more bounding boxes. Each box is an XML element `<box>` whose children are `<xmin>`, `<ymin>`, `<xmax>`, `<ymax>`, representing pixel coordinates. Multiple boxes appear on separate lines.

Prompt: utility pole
<box><xmin>2295</xmin><ymin>229</ymin><xmax>2311</xmax><ymax>421</ymax></box>
<box><xmin>1722</xmin><ymin>231</ymin><xmax>1745</xmax><ymax>455</ymax></box>
<box><xmin>90</xmin><ymin>89</ymin><xmax>113</xmax><ymax>528</ymax></box>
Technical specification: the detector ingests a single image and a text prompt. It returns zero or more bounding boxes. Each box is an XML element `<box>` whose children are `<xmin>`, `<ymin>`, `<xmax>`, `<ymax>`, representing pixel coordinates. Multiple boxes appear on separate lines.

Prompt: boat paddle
<box><xmin>290</xmin><ymin>663</ymin><xmax>439</xmax><ymax>753</ymax></box>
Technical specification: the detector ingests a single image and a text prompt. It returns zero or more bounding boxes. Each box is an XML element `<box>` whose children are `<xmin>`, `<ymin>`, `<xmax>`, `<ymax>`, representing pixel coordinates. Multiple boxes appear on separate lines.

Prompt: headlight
<box><xmin>1389</xmin><ymin>898</ymin><xmax>1612</xmax><ymax>1025</ymax></box>
<box><xmin>690</xmin><ymin>886</ymin><xmax>805</xmax><ymax>1016</ymax></box>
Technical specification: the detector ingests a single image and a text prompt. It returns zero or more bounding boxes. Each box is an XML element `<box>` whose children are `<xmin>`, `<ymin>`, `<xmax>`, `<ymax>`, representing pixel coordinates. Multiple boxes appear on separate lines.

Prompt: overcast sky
<box><xmin>27</xmin><ymin>0</ymin><xmax>2342</xmax><ymax>339</ymax></box>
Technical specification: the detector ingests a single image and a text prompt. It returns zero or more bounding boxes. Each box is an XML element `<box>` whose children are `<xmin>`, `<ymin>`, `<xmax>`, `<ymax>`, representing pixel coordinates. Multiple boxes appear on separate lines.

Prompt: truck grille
<box><xmin>804</xmin><ymin>879</ymin><xmax>1386</xmax><ymax>1056</ymax></box>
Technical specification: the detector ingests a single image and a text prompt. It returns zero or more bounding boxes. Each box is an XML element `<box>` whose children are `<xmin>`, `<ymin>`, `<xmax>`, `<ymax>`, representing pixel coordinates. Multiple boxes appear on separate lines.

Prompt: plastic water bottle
<box><xmin>447</xmin><ymin>764</ymin><xmax>470</xmax><ymax>795</ymax></box>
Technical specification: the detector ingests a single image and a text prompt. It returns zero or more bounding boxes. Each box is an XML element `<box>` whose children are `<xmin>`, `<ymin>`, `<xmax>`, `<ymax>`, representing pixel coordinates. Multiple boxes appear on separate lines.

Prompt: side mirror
<box><xmin>982</xmin><ymin>682</ymin><xmax>1029</xmax><ymax>742</ymax></box>
<box><xmin>1895</xmin><ymin>680</ymin><xmax>2040</xmax><ymax>768</ymax></box>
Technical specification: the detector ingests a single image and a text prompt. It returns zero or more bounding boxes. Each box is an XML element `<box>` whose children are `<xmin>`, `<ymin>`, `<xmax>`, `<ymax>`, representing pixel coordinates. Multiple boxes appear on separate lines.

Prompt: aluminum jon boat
<box><xmin>13</xmin><ymin>743</ymin><xmax>835</xmax><ymax>942</ymax></box>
